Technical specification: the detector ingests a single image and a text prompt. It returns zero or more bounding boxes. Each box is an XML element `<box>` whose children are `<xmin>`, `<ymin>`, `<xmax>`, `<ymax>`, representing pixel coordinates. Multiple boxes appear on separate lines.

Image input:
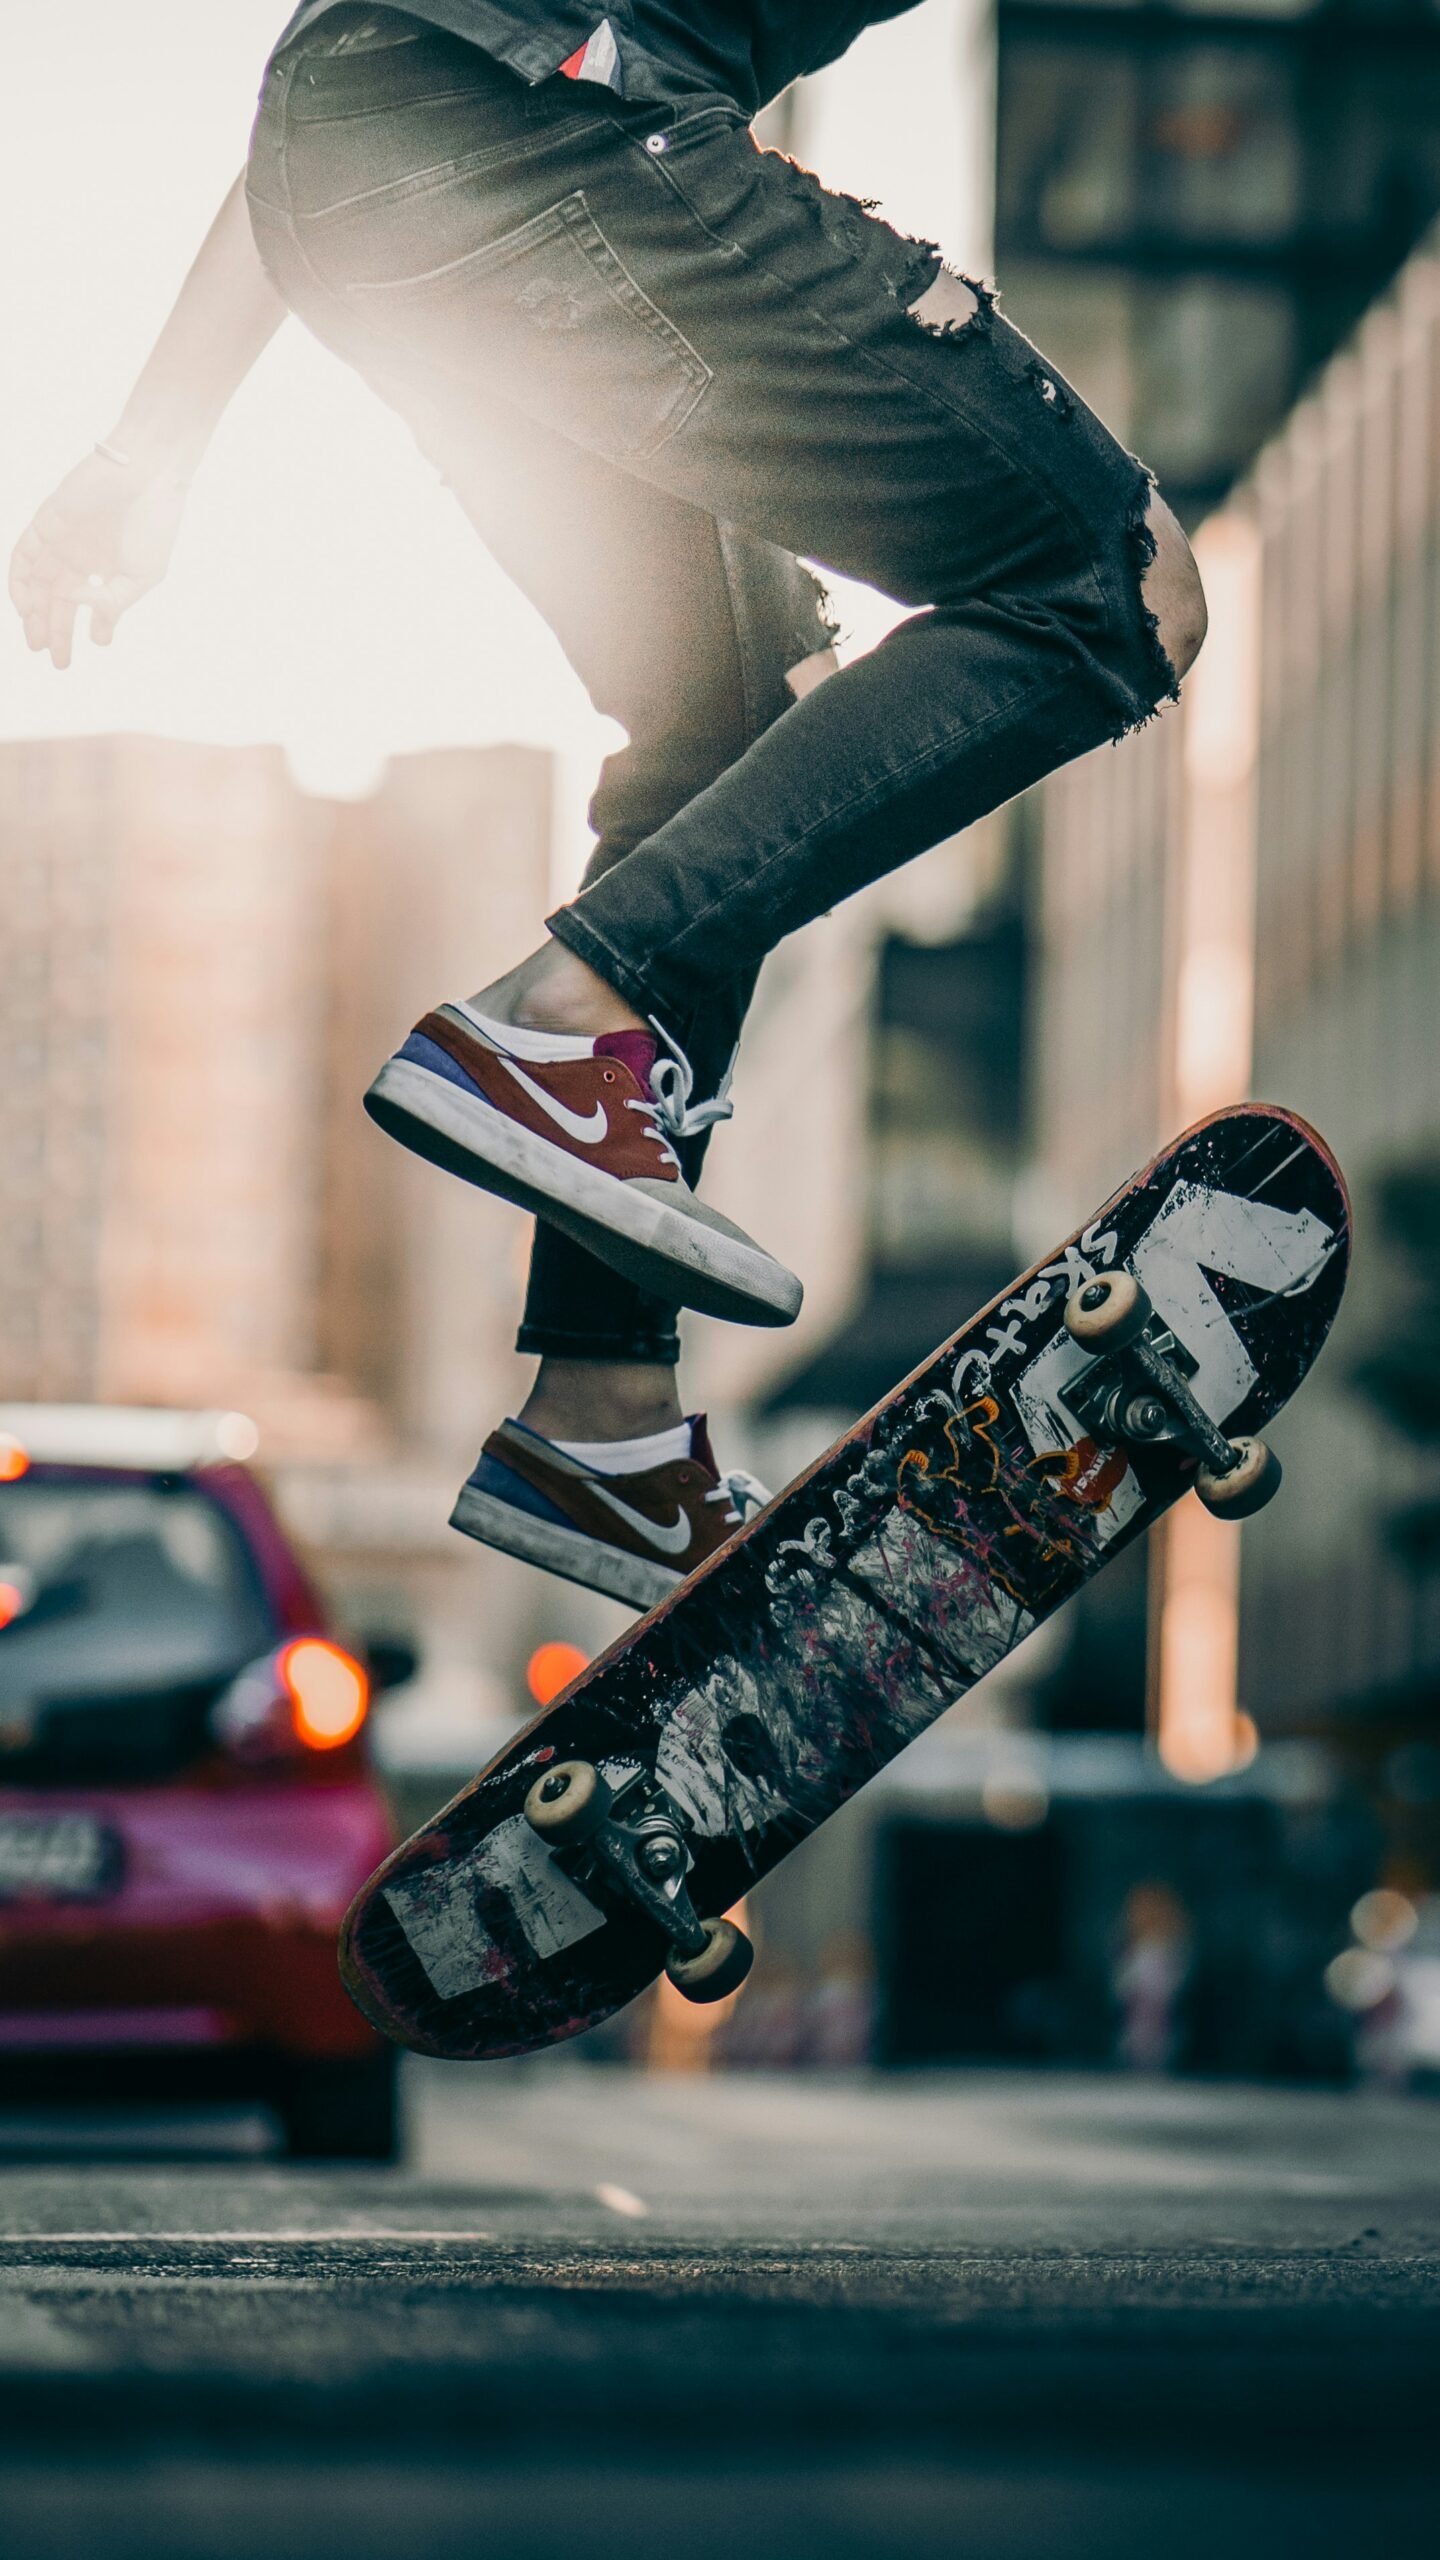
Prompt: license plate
<box><xmin>0</xmin><ymin>1814</ymin><xmax>122</xmax><ymax>1901</ymax></box>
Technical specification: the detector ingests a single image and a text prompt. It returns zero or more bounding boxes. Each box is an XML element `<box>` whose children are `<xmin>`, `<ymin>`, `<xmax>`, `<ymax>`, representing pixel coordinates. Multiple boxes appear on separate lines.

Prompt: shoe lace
<box><xmin>704</xmin><ymin>1467</ymin><xmax>772</xmax><ymax>1529</ymax></box>
<box><xmin>623</xmin><ymin>1019</ymin><xmax>738</xmax><ymax>1172</ymax></box>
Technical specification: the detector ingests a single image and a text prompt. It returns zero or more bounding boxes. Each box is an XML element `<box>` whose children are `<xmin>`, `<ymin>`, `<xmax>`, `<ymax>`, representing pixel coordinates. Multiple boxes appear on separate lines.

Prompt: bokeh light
<box><xmin>213</xmin><ymin>1411</ymin><xmax>260</xmax><ymax>1462</ymax></box>
<box><xmin>281</xmin><ymin>1638</ymin><xmax>369</xmax><ymax>1751</ymax></box>
<box><xmin>1324</xmin><ymin>1948</ymin><xmax>1396</xmax><ymax>2013</ymax></box>
<box><xmin>526</xmin><ymin>1641</ymin><xmax>590</xmax><ymax>1708</ymax></box>
<box><xmin>1350</xmin><ymin>1889</ymin><xmax>1418</xmax><ymax>1954</ymax></box>
<box><xmin>981</xmin><ymin>1770</ymin><xmax>1049</xmax><ymax>1831</ymax></box>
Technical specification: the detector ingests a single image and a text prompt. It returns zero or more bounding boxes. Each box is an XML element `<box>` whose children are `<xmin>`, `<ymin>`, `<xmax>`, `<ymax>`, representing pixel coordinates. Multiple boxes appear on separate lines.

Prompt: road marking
<box><xmin>593</xmin><ymin>2184</ymin><xmax>648</xmax><ymax>2219</ymax></box>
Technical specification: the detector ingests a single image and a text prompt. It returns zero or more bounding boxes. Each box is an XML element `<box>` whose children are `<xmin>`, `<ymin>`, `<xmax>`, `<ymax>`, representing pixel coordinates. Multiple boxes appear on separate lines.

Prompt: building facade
<box><xmin>0</xmin><ymin>733</ymin><xmax>563</xmax><ymax>1752</ymax></box>
<box><xmin>1034</xmin><ymin>219</ymin><xmax>1440</xmax><ymax>1783</ymax></box>
<box><xmin>996</xmin><ymin>0</ymin><xmax>1440</xmax><ymax>519</ymax></box>
<box><xmin>1</xmin><ymin>736</ymin><xmax>334</xmax><ymax>1427</ymax></box>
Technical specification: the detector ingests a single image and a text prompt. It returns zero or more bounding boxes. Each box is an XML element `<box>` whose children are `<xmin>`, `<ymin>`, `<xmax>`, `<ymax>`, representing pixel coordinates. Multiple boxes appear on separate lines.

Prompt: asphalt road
<box><xmin>0</xmin><ymin>2065</ymin><xmax>1436</xmax><ymax>2560</ymax></box>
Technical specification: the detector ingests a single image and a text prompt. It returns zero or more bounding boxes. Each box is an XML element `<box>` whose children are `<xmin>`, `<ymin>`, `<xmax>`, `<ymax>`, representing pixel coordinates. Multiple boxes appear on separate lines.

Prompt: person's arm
<box><xmin>9</xmin><ymin>173</ymin><xmax>287</xmax><ymax>669</ymax></box>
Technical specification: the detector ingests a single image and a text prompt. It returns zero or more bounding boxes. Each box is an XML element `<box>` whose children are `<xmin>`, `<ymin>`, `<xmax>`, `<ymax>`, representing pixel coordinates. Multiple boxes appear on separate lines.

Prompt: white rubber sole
<box><xmin>450</xmin><ymin>1483</ymin><xmax>680</xmax><ymax>1612</ymax></box>
<box><xmin>366</xmin><ymin>1055</ymin><xmax>801</xmax><ymax>1329</ymax></box>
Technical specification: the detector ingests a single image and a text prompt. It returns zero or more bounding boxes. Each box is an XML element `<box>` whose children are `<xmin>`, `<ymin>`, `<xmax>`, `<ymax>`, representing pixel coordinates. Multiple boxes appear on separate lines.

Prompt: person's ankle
<box><xmin>470</xmin><ymin>942</ymin><xmax>646</xmax><ymax>1040</ymax></box>
<box><xmin>517</xmin><ymin>1358</ymin><xmax>684</xmax><ymax>1446</ymax></box>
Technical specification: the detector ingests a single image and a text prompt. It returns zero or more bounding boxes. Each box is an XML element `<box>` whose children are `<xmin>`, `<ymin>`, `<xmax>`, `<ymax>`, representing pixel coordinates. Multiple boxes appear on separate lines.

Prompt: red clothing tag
<box><xmin>557</xmin><ymin>19</ymin><xmax>622</xmax><ymax>88</ymax></box>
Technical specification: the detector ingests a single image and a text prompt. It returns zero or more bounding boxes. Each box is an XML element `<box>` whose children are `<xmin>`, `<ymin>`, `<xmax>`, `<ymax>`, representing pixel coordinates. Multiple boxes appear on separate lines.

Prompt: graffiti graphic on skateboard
<box><xmin>340</xmin><ymin>1105</ymin><xmax>1350</xmax><ymax>2059</ymax></box>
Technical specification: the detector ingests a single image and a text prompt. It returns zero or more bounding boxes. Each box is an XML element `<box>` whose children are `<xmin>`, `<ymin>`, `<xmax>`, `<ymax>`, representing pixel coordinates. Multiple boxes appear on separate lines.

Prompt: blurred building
<box><xmin>1241</xmin><ymin>236</ymin><xmax>1440</xmax><ymax>1756</ymax></box>
<box><xmin>2</xmin><ymin>736</ymin><xmax>334</xmax><ymax>1426</ymax></box>
<box><xmin>997</xmin><ymin>0</ymin><xmax>1440</xmax><ymax>518</ymax></box>
<box><xmin>0</xmin><ymin>733</ymin><xmax>567</xmax><ymax>1752</ymax></box>
<box><xmin>1033</xmin><ymin>218</ymin><xmax>1440</xmax><ymax>1829</ymax></box>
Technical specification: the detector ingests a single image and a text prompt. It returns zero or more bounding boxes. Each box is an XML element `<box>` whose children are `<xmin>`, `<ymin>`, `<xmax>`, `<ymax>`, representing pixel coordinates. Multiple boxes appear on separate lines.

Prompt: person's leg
<box><xmin>250</xmin><ymin>25</ymin><xmax>1202</xmax><ymax>1317</ymax></box>
<box><xmin>399</xmin><ymin>388</ymin><xmax>838</xmax><ymax>1430</ymax></box>
<box><xmin>482</xmin><ymin>265</ymin><xmax>1204</xmax><ymax>1044</ymax></box>
<box><xmin>486</xmin><ymin>466</ymin><xmax>1203</xmax><ymax>1037</ymax></box>
<box><xmin>249</xmin><ymin>12</ymin><xmax>836</xmax><ymax>1370</ymax></box>
<box><xmin>519</xmin><ymin>146</ymin><xmax>1204</xmax><ymax>1023</ymax></box>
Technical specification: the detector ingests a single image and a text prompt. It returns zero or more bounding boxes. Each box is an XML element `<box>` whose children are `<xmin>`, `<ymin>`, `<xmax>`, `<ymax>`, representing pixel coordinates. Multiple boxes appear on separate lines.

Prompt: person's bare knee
<box><xmin>786</xmin><ymin>644</ymin><xmax>839</xmax><ymax>702</ymax></box>
<box><xmin>1143</xmin><ymin>494</ymin><xmax>1207</xmax><ymax>682</ymax></box>
<box><xmin>909</xmin><ymin>269</ymin><xmax>982</xmax><ymax>337</ymax></box>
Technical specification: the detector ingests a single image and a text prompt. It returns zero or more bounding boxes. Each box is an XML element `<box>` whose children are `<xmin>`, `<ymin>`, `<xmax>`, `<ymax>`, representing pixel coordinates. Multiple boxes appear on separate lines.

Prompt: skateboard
<box><xmin>341</xmin><ymin>1105</ymin><xmax>1350</xmax><ymax>2060</ymax></box>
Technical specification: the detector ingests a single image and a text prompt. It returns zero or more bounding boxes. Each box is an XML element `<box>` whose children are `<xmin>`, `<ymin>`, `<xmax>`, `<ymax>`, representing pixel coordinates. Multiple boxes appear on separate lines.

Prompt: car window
<box><xmin>0</xmin><ymin>1477</ymin><xmax>277</xmax><ymax>1705</ymax></box>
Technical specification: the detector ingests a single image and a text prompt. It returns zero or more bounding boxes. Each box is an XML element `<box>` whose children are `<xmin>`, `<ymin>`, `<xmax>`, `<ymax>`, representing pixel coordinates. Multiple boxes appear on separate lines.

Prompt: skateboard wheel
<box><xmin>664</xmin><ymin>1917</ymin><xmax>754</xmax><ymax>2004</ymax></box>
<box><xmin>524</xmin><ymin>1759</ymin><xmax>611</xmax><ymax>1845</ymax></box>
<box><xmin>1195</xmin><ymin>1436</ymin><xmax>1282</xmax><ymax>1519</ymax></box>
<box><xmin>1064</xmin><ymin>1269</ymin><xmax>1152</xmax><ymax>1353</ymax></box>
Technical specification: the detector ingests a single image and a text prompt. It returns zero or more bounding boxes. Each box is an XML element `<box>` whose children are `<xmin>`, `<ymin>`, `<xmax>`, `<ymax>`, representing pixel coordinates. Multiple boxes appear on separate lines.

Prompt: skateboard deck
<box><xmin>341</xmin><ymin>1105</ymin><xmax>1350</xmax><ymax>2060</ymax></box>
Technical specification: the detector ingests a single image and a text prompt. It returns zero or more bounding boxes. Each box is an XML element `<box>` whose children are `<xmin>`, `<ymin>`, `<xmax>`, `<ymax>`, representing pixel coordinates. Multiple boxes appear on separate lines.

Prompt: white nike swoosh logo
<box><xmin>590</xmin><ymin>1486</ymin><xmax>694</xmax><ymax>1556</ymax></box>
<box><xmin>499</xmin><ymin>1057</ymin><xmax>609</xmax><ymax>1145</ymax></box>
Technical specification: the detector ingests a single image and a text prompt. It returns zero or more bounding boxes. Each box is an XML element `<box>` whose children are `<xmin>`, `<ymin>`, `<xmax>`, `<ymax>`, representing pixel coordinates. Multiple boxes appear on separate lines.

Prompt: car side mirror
<box><xmin>366</xmin><ymin>1634</ymin><xmax>419</xmax><ymax>1696</ymax></box>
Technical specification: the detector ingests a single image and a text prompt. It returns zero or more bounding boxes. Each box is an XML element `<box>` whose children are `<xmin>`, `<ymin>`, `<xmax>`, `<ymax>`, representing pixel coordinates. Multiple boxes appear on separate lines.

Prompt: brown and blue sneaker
<box><xmin>364</xmin><ymin>1004</ymin><xmax>801</xmax><ymax>1330</ymax></box>
<box><xmin>450</xmin><ymin>1415</ymin><xmax>771</xmax><ymax>1612</ymax></box>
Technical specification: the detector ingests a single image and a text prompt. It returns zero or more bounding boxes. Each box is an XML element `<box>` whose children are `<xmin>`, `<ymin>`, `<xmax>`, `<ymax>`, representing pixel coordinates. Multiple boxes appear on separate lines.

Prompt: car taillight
<box><xmin>212</xmin><ymin>1639</ymin><xmax>369</xmax><ymax>1763</ymax></box>
<box><xmin>280</xmin><ymin>1638</ymin><xmax>369</xmax><ymax>1751</ymax></box>
<box><xmin>0</xmin><ymin>1437</ymin><xmax>29</xmax><ymax>1482</ymax></box>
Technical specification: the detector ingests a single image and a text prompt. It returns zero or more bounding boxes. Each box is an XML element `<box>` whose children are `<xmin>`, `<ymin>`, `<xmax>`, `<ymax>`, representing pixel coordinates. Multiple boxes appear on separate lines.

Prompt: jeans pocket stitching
<box><xmin>287</xmin><ymin>83</ymin><xmax>507</xmax><ymax>125</ymax></box>
<box><xmin>294</xmin><ymin>118</ymin><xmax>602</xmax><ymax>224</ymax></box>
<box><xmin>343</xmin><ymin>190</ymin><xmax>712</xmax><ymax>461</ymax></box>
<box><xmin>558</xmin><ymin>195</ymin><xmax>710</xmax><ymax>398</ymax></box>
<box><xmin>652</xmin><ymin>104</ymin><xmax>751</xmax><ymax>154</ymax></box>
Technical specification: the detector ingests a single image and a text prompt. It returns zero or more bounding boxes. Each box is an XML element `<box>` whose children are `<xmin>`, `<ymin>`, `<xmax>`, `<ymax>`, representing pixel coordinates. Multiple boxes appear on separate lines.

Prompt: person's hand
<box><xmin>8</xmin><ymin>444</ymin><xmax>193</xmax><ymax>670</ymax></box>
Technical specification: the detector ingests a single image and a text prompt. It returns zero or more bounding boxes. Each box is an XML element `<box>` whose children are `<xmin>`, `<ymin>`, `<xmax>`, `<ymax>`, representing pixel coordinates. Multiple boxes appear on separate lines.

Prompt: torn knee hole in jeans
<box><xmin>776</xmin><ymin>160</ymin><xmax>949</xmax><ymax>306</ymax></box>
<box><xmin>785</xmin><ymin>566</ymin><xmax>841</xmax><ymax>698</ymax></box>
<box><xmin>785</xmin><ymin>644</ymin><xmax>840</xmax><ymax>701</ymax></box>
<box><xmin>1110</xmin><ymin>474</ymin><xmax>1183</xmax><ymax>738</ymax></box>
<box><xmin>905</xmin><ymin>265</ymin><xmax>996</xmax><ymax>338</ymax></box>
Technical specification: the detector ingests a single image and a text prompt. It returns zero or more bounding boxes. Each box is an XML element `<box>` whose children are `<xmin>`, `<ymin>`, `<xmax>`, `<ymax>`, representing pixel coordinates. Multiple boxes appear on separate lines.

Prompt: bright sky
<box><xmin>1</xmin><ymin>3</ymin><xmax>988</xmax><ymax>877</ymax></box>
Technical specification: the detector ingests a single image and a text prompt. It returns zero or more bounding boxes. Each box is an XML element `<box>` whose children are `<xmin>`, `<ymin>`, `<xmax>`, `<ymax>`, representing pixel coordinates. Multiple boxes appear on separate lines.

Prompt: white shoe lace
<box><xmin>624</xmin><ymin>1018</ymin><xmax>739</xmax><ymax>1173</ymax></box>
<box><xmin>704</xmin><ymin>1467</ymin><xmax>772</xmax><ymax>1529</ymax></box>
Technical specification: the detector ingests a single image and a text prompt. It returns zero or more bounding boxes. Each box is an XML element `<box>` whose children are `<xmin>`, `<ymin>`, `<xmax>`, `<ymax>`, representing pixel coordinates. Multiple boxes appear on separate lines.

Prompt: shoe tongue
<box><xmin>688</xmin><ymin>1414</ymin><xmax>719</xmax><ymax>1477</ymax></box>
<box><xmin>593</xmin><ymin>1029</ymin><xmax>658</xmax><ymax>1087</ymax></box>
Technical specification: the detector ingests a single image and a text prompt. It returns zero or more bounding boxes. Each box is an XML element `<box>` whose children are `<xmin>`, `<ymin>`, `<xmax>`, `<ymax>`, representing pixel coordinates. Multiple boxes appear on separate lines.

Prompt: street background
<box><xmin>4</xmin><ymin>0</ymin><xmax>1440</xmax><ymax>2551</ymax></box>
<box><xmin>2</xmin><ymin>2064</ymin><xmax>1437</xmax><ymax>2560</ymax></box>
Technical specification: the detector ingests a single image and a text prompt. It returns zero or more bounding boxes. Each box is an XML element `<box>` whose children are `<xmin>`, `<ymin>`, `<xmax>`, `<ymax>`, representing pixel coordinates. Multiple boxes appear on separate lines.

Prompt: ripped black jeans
<box><xmin>248</xmin><ymin>6</ymin><xmax>1173</xmax><ymax>1366</ymax></box>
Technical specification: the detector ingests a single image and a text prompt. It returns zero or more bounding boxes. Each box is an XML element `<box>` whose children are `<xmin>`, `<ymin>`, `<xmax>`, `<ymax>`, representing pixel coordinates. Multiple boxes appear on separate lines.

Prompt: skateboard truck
<box><xmin>1063</xmin><ymin>1272</ymin><xmax>1282</xmax><ymax>1518</ymax></box>
<box><xmin>522</xmin><ymin>1762</ymin><xmax>755</xmax><ymax>2004</ymax></box>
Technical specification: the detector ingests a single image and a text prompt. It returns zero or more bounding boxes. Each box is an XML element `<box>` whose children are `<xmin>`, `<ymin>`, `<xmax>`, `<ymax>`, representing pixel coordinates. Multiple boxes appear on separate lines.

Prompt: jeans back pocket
<box><xmin>343</xmin><ymin>191</ymin><xmax>712</xmax><ymax>462</ymax></box>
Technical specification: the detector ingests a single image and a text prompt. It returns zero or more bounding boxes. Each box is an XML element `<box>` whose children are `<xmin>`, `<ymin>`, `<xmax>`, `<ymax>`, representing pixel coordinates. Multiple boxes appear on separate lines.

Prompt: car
<box><xmin>0</xmin><ymin>1403</ymin><xmax>409</xmax><ymax>2159</ymax></box>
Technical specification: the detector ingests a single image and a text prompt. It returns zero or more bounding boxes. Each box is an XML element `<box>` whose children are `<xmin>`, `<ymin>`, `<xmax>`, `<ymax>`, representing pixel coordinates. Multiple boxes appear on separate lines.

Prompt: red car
<box><xmin>0</xmin><ymin>1405</ymin><xmax>404</xmax><ymax>2157</ymax></box>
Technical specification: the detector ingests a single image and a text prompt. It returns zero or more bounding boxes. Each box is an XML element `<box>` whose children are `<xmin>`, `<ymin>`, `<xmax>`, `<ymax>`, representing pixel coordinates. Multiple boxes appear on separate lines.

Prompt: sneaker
<box><xmin>364</xmin><ymin>1004</ymin><xmax>801</xmax><ymax>1330</ymax></box>
<box><xmin>450</xmin><ymin>1415</ymin><xmax>771</xmax><ymax>1611</ymax></box>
